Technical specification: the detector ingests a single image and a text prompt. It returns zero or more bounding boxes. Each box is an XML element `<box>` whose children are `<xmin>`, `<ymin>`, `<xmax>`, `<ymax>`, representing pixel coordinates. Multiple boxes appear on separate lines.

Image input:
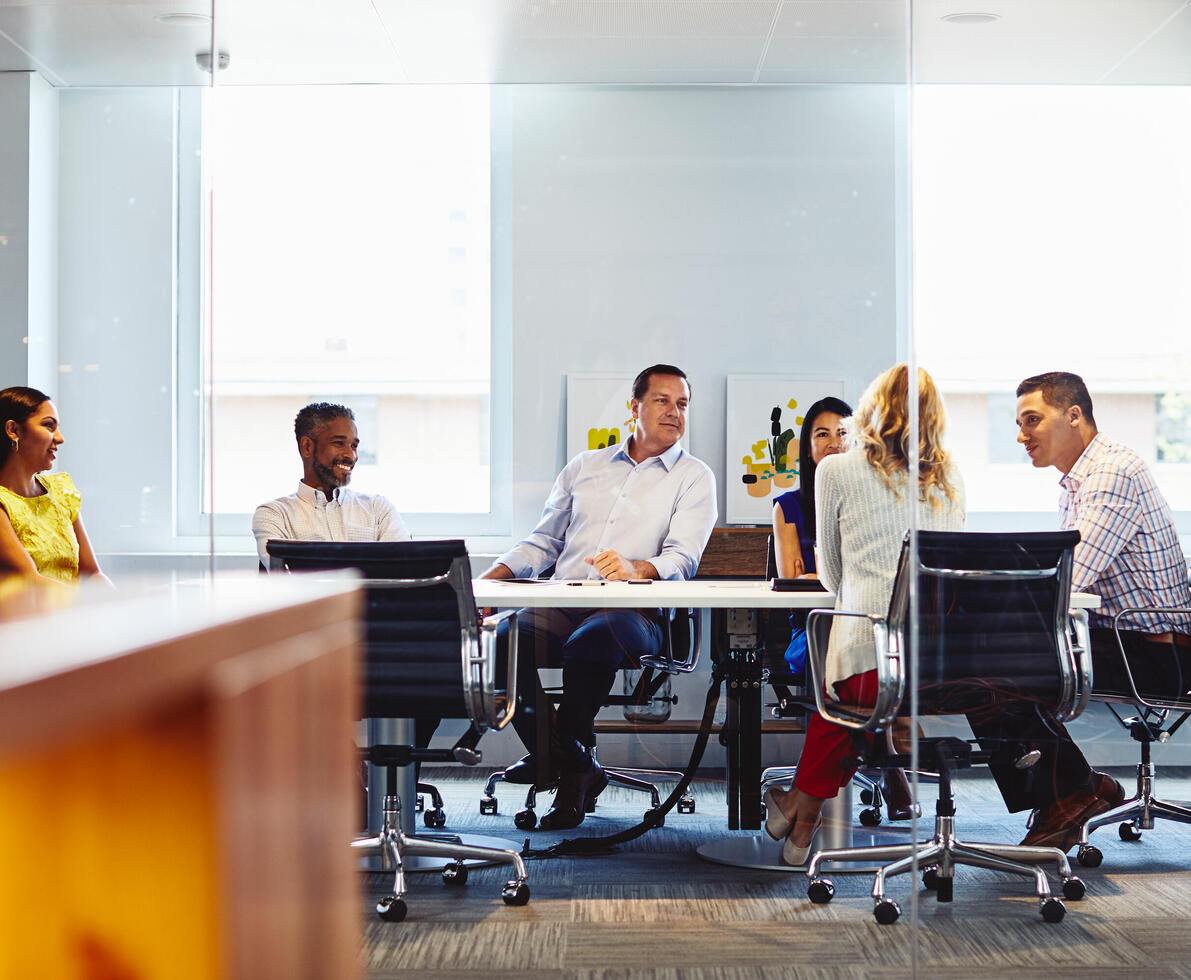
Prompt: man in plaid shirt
<box><xmin>996</xmin><ymin>371</ymin><xmax>1191</xmax><ymax>851</ymax></box>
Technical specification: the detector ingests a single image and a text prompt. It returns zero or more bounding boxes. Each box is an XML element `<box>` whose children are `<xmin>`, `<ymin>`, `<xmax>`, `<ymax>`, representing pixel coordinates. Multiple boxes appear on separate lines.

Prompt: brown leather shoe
<box><xmin>539</xmin><ymin>761</ymin><xmax>608</xmax><ymax>831</ymax></box>
<box><xmin>1021</xmin><ymin>773</ymin><xmax>1125</xmax><ymax>852</ymax></box>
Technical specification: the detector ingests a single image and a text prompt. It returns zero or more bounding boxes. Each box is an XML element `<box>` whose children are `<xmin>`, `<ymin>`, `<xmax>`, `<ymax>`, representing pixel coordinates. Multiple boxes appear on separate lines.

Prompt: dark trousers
<box><xmin>498</xmin><ymin>606</ymin><xmax>664</xmax><ymax>770</ymax></box>
<box><xmin>967</xmin><ymin>629</ymin><xmax>1191</xmax><ymax>813</ymax></box>
<box><xmin>1088</xmin><ymin>628</ymin><xmax>1191</xmax><ymax>700</ymax></box>
<box><xmin>966</xmin><ymin>704</ymin><xmax>1092</xmax><ymax>813</ymax></box>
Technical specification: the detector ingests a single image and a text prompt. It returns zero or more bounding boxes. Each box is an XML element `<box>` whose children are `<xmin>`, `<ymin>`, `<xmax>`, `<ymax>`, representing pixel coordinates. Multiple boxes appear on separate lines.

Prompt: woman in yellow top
<box><xmin>0</xmin><ymin>386</ymin><xmax>109</xmax><ymax>586</ymax></box>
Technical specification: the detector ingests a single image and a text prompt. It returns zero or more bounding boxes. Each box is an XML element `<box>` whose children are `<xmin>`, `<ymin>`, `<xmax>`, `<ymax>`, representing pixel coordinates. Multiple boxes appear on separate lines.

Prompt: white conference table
<box><xmin>473</xmin><ymin>576</ymin><xmax>1099</xmax><ymax>872</ymax></box>
<box><xmin>472</xmin><ymin>578</ymin><xmax>838</xmax><ymax>609</ymax></box>
<box><xmin>473</xmin><ymin>577</ymin><xmax>1099</xmax><ymax>610</ymax></box>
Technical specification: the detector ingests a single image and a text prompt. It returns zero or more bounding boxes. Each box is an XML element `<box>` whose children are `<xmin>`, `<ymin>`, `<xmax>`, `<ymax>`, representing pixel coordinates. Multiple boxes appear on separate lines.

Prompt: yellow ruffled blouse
<box><xmin>0</xmin><ymin>472</ymin><xmax>83</xmax><ymax>584</ymax></box>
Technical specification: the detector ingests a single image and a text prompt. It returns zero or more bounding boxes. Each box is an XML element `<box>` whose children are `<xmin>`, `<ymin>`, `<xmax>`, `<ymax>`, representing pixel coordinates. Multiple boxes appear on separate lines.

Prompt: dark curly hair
<box><xmin>294</xmin><ymin>402</ymin><xmax>355</xmax><ymax>444</ymax></box>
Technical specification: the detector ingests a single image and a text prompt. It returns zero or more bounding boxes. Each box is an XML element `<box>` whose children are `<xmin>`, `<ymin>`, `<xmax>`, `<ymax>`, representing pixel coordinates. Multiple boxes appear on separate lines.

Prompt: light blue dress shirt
<box><xmin>496</xmin><ymin>441</ymin><xmax>718</xmax><ymax>581</ymax></box>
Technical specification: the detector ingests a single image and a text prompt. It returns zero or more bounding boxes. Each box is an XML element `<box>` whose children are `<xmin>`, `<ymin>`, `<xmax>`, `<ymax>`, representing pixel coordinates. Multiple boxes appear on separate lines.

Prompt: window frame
<box><xmin>176</xmin><ymin>86</ymin><xmax>512</xmax><ymax>543</ymax></box>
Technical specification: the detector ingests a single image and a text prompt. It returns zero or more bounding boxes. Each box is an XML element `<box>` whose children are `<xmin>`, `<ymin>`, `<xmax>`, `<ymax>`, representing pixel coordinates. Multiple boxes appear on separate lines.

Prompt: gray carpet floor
<box><xmin>361</xmin><ymin>766</ymin><xmax>1191</xmax><ymax>979</ymax></box>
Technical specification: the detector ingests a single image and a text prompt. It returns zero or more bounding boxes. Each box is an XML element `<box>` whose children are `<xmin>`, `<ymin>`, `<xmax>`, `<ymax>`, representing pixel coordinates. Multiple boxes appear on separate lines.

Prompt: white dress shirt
<box><xmin>495</xmin><ymin>441</ymin><xmax>717</xmax><ymax>581</ymax></box>
<box><xmin>252</xmin><ymin>481</ymin><xmax>411</xmax><ymax>566</ymax></box>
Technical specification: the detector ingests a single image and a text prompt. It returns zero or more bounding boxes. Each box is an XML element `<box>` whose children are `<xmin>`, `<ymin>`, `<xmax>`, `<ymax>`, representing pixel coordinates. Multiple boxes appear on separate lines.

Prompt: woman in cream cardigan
<box><xmin>763</xmin><ymin>363</ymin><xmax>965</xmax><ymax>864</ymax></box>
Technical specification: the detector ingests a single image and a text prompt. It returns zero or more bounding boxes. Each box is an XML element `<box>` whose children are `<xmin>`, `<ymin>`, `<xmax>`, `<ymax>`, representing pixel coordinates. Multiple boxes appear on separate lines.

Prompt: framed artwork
<box><xmin>565</xmin><ymin>373</ymin><xmax>691</xmax><ymax>462</ymax></box>
<box><xmin>725</xmin><ymin>374</ymin><xmax>846</xmax><ymax>525</ymax></box>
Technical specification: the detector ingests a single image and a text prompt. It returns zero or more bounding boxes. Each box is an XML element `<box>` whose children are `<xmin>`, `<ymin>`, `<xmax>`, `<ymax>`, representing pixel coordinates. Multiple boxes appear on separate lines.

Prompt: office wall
<box><xmin>0</xmin><ymin>72</ymin><xmax>57</xmax><ymax>389</ymax></box>
<box><xmin>56</xmin><ymin>89</ymin><xmax>180</xmax><ymax>556</ymax></box>
<box><xmin>502</xmin><ymin>85</ymin><xmax>903</xmax><ymax>538</ymax></box>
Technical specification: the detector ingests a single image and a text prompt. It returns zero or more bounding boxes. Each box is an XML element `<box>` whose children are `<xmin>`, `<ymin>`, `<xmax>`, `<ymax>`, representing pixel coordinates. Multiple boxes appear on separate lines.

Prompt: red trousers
<box><xmin>793</xmin><ymin>669</ymin><xmax>878</xmax><ymax>799</ymax></box>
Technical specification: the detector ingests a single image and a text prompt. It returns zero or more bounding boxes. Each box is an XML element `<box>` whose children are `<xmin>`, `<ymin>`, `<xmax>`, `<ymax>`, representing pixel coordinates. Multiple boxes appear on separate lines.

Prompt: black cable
<box><xmin>520</xmin><ymin>663</ymin><xmax>726</xmax><ymax>858</ymax></box>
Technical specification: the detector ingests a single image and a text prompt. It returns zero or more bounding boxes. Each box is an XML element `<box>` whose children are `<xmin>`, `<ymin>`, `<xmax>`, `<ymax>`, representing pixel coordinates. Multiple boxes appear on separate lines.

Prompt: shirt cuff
<box><xmin>648</xmin><ymin>555</ymin><xmax>682</xmax><ymax>581</ymax></box>
<box><xmin>493</xmin><ymin>550</ymin><xmax>530</xmax><ymax>578</ymax></box>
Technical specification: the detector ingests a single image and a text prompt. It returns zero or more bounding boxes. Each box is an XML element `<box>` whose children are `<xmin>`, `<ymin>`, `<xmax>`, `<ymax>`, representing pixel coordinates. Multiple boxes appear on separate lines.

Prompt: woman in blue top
<box><xmin>771</xmin><ymin>397</ymin><xmax>851</xmax><ymax>674</ymax></box>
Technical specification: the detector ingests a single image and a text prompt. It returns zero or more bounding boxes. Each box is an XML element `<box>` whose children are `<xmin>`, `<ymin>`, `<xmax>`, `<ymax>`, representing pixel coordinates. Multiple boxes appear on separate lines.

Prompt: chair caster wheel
<box><xmin>1062</xmin><ymin>876</ymin><xmax>1085</xmax><ymax>901</ymax></box>
<box><xmin>874</xmin><ymin>899</ymin><xmax>901</xmax><ymax>924</ymax></box>
<box><xmin>807</xmin><ymin>878</ymin><xmax>834</xmax><ymax>904</ymax></box>
<box><xmin>859</xmin><ymin>806</ymin><xmax>882</xmax><ymax>827</ymax></box>
<box><xmin>584</xmin><ymin>798</ymin><xmax>597</xmax><ymax>814</ymax></box>
<box><xmin>1077</xmin><ymin>844</ymin><xmax>1103</xmax><ymax>868</ymax></box>
<box><xmin>645</xmin><ymin>807</ymin><xmax>665</xmax><ymax>827</ymax></box>
<box><xmin>377</xmin><ymin>896</ymin><xmax>407</xmax><ymax>922</ymax></box>
<box><xmin>859</xmin><ymin>788</ymin><xmax>875</xmax><ymax>805</ymax></box>
<box><xmin>1040</xmin><ymin>897</ymin><xmax>1066</xmax><ymax>923</ymax></box>
<box><xmin>502</xmin><ymin>881</ymin><xmax>530</xmax><ymax>906</ymax></box>
<box><xmin>480</xmin><ymin>796</ymin><xmax>498</xmax><ymax>815</ymax></box>
<box><xmin>1119</xmin><ymin>822</ymin><xmax>1142</xmax><ymax>842</ymax></box>
<box><xmin>514</xmin><ymin>809</ymin><xmax>537</xmax><ymax>830</ymax></box>
<box><xmin>442</xmin><ymin>861</ymin><xmax>468</xmax><ymax>886</ymax></box>
<box><xmin>415</xmin><ymin>794</ymin><xmax>425</xmax><ymax>813</ymax></box>
<box><xmin>935</xmin><ymin>877</ymin><xmax>953</xmax><ymax>903</ymax></box>
<box><xmin>424</xmin><ymin>808</ymin><xmax>447</xmax><ymax>829</ymax></box>
<box><xmin>922</xmin><ymin>867</ymin><xmax>938</xmax><ymax>891</ymax></box>
<box><xmin>677</xmin><ymin>796</ymin><xmax>696</xmax><ymax>814</ymax></box>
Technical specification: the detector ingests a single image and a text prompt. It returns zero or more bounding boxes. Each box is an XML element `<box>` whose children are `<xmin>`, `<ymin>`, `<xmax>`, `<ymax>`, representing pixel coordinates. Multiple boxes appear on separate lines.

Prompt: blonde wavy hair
<box><xmin>849</xmin><ymin>363</ymin><xmax>957</xmax><ymax>507</ymax></box>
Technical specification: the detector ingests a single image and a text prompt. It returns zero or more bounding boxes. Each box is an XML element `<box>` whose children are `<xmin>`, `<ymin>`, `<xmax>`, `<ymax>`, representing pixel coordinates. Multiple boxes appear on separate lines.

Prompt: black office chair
<box><xmin>1075</xmin><ymin>603</ymin><xmax>1191</xmax><ymax>868</ymax></box>
<box><xmin>803</xmin><ymin>530</ymin><xmax>1093</xmax><ymax>924</ymax></box>
<box><xmin>261</xmin><ymin>554</ymin><xmax>448</xmax><ymax>828</ymax></box>
<box><xmin>266</xmin><ymin>539</ymin><xmax>530</xmax><ymax>922</ymax></box>
<box><xmin>480</xmin><ymin>605</ymin><xmax>701</xmax><ymax>828</ymax></box>
<box><xmin>760</xmin><ymin>535</ymin><xmax>922</xmax><ymax>826</ymax></box>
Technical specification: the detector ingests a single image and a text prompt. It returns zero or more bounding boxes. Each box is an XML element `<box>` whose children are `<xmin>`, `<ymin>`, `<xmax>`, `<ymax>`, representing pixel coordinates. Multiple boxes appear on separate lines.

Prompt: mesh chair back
<box><xmin>265</xmin><ymin>539</ymin><xmax>479</xmax><ymax>720</ymax></box>
<box><xmin>889</xmin><ymin>530</ymin><xmax>1081</xmax><ymax>718</ymax></box>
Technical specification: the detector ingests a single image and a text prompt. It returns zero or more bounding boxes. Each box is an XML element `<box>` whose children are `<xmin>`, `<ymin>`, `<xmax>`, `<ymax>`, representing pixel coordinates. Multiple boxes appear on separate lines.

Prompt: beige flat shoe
<box><xmin>781</xmin><ymin>818</ymin><xmax>822</xmax><ymax>866</ymax></box>
<box><xmin>763</xmin><ymin>787</ymin><xmax>794</xmax><ymax>841</ymax></box>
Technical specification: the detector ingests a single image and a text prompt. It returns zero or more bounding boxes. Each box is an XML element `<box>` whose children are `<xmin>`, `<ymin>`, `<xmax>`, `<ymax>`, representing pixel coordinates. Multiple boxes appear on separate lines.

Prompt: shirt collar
<box><xmin>1060</xmin><ymin>432</ymin><xmax>1106</xmax><ymax>491</ymax></box>
<box><xmin>612</xmin><ymin>439</ymin><xmax>685</xmax><ymax>470</ymax></box>
<box><xmin>297</xmin><ymin>480</ymin><xmax>341</xmax><ymax>507</ymax></box>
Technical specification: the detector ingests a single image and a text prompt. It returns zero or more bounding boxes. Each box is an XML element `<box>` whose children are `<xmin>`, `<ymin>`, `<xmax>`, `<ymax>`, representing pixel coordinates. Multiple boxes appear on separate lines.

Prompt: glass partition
<box><xmin>910</xmin><ymin>0</ymin><xmax>1191</xmax><ymax>956</ymax></box>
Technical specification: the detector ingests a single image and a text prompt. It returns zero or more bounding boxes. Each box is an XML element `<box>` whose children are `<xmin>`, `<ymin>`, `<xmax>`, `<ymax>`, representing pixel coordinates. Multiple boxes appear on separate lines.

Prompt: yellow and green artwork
<box><xmin>726</xmin><ymin>375</ymin><xmax>846</xmax><ymax>524</ymax></box>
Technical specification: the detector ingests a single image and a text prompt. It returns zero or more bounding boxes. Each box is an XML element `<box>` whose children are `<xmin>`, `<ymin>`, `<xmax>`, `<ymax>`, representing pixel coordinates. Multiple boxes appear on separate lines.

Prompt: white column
<box><xmin>0</xmin><ymin>71</ymin><xmax>58</xmax><ymax>390</ymax></box>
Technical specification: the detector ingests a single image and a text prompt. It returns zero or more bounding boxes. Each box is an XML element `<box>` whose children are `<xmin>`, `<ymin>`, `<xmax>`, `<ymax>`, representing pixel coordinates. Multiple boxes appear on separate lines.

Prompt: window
<box><xmin>189</xmin><ymin>85</ymin><xmax>503</xmax><ymax>535</ymax></box>
<box><xmin>914</xmin><ymin>85</ymin><xmax>1191</xmax><ymax>517</ymax></box>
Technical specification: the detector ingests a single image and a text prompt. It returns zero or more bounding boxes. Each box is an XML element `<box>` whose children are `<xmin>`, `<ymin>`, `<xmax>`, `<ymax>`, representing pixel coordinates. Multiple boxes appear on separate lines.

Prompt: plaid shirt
<box><xmin>1059</xmin><ymin>433</ymin><xmax>1191</xmax><ymax>633</ymax></box>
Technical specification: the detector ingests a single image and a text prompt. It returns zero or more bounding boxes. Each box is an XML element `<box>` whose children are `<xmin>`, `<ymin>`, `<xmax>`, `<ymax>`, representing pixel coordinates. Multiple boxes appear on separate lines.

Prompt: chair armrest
<box><xmin>1105</xmin><ymin>606</ymin><xmax>1191</xmax><ymax>711</ymax></box>
<box><xmin>640</xmin><ymin>608</ymin><xmax>702</xmax><ymax>675</ymax></box>
<box><xmin>476</xmin><ymin>610</ymin><xmax>519</xmax><ymax>732</ymax></box>
<box><xmin>805</xmin><ymin>608</ymin><xmax>898</xmax><ymax>733</ymax></box>
<box><xmin>1059</xmin><ymin>607</ymin><xmax>1093</xmax><ymax>722</ymax></box>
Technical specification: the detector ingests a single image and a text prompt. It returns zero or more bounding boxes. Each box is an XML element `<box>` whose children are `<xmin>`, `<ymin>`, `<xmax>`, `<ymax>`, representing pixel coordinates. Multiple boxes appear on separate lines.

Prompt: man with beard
<box><xmin>252</xmin><ymin>401</ymin><xmax>410</xmax><ymax>566</ymax></box>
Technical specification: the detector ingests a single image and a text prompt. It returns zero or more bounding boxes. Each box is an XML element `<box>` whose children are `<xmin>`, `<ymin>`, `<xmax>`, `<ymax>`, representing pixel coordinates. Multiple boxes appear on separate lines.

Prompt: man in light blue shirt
<box><xmin>482</xmin><ymin>364</ymin><xmax>717</xmax><ymax>830</ymax></box>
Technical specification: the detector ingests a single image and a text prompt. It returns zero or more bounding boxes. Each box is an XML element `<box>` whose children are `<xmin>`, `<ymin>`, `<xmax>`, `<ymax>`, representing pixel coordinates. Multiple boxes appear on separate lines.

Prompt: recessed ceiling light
<box><xmin>941</xmin><ymin>12</ymin><xmax>1002</xmax><ymax>25</ymax></box>
<box><xmin>155</xmin><ymin>12</ymin><xmax>213</xmax><ymax>27</ymax></box>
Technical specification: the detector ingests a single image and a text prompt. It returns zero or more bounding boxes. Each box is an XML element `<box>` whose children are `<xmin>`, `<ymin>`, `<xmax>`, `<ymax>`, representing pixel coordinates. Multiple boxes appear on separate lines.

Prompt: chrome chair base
<box><xmin>480</xmin><ymin>753</ymin><xmax>695</xmax><ymax>829</ymax></box>
<box><xmin>1076</xmin><ymin>761</ymin><xmax>1191</xmax><ymax>867</ymax></box>
<box><xmin>806</xmin><ymin>811</ymin><xmax>1083</xmax><ymax>924</ymax></box>
<box><xmin>355</xmin><ymin>795</ymin><xmax>530</xmax><ymax>922</ymax></box>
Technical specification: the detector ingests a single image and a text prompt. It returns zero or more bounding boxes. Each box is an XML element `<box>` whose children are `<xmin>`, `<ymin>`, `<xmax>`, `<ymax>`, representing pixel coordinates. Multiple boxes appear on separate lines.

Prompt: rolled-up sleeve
<box><xmin>649</xmin><ymin>464</ymin><xmax>718</xmax><ymax>580</ymax></box>
<box><xmin>494</xmin><ymin>463</ymin><xmax>575</xmax><ymax>577</ymax></box>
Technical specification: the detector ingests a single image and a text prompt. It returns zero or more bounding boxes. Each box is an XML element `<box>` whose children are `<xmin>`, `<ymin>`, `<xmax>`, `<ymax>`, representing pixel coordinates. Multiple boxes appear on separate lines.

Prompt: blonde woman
<box><xmin>763</xmin><ymin>364</ymin><xmax>965</xmax><ymax>864</ymax></box>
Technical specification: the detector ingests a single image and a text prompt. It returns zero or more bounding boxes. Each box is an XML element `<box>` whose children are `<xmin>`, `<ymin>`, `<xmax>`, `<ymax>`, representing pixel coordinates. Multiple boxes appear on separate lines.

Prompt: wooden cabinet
<box><xmin>0</xmin><ymin>575</ymin><xmax>362</xmax><ymax>980</ymax></box>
